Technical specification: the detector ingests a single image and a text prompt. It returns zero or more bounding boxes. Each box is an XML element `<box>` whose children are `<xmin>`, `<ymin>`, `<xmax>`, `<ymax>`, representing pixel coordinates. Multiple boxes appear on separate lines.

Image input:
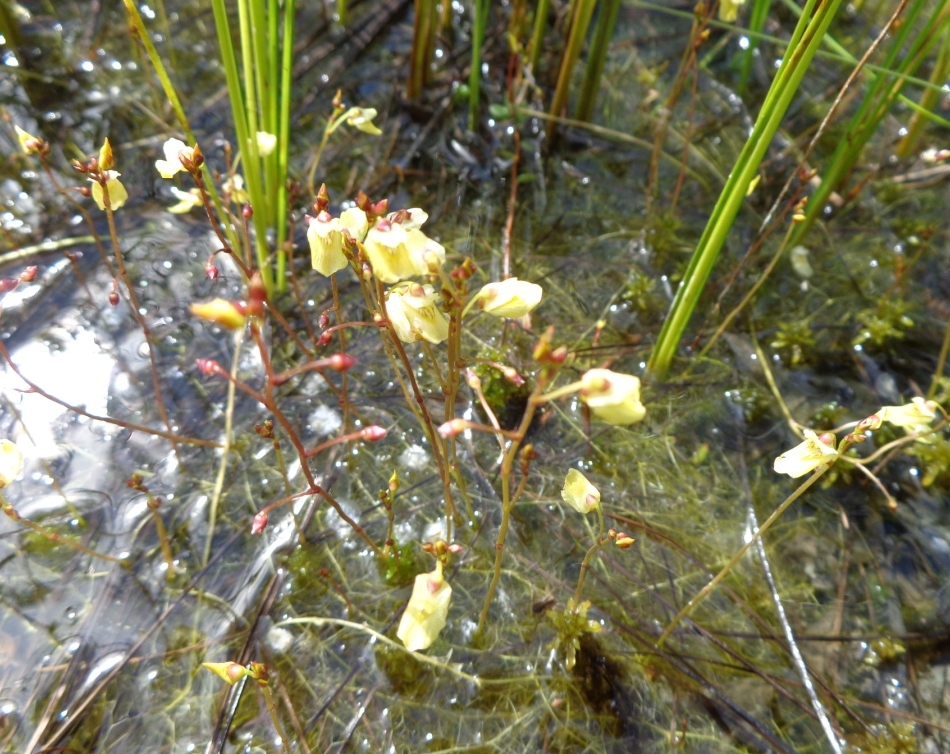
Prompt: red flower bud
<box><xmin>317</xmin><ymin>331</ymin><xmax>332</xmax><ymax>346</ymax></box>
<box><xmin>329</xmin><ymin>353</ymin><xmax>356</xmax><ymax>372</ymax></box>
<box><xmin>109</xmin><ymin>291</ymin><xmax>120</xmax><ymax>307</ymax></box>
<box><xmin>0</xmin><ymin>278</ymin><xmax>17</xmax><ymax>293</ymax></box>
<box><xmin>205</xmin><ymin>261</ymin><xmax>219</xmax><ymax>281</ymax></box>
<box><xmin>242</xmin><ymin>203</ymin><xmax>253</xmax><ymax>219</ymax></box>
<box><xmin>251</xmin><ymin>511</ymin><xmax>268</xmax><ymax>535</ymax></box>
<box><xmin>318</xmin><ymin>313</ymin><xmax>331</xmax><ymax>329</ymax></box>
<box><xmin>19</xmin><ymin>266</ymin><xmax>37</xmax><ymax>283</ymax></box>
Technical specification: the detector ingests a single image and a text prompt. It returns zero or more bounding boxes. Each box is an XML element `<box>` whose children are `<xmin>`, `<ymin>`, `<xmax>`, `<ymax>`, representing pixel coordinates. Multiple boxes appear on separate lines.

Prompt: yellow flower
<box><xmin>719</xmin><ymin>0</ymin><xmax>746</xmax><ymax>22</ymax></box>
<box><xmin>308</xmin><ymin>211</ymin><xmax>349</xmax><ymax>277</ymax></box>
<box><xmin>397</xmin><ymin>562</ymin><xmax>452</xmax><ymax>652</ymax></box>
<box><xmin>773</xmin><ymin>429</ymin><xmax>838</xmax><ymax>478</ymax></box>
<box><xmin>223</xmin><ymin>173</ymin><xmax>248</xmax><ymax>205</ymax></box>
<box><xmin>155</xmin><ymin>138</ymin><xmax>195</xmax><ymax>179</ymax></box>
<box><xmin>15</xmin><ymin>125</ymin><xmax>43</xmax><ymax>154</ymax></box>
<box><xmin>167</xmin><ymin>187</ymin><xmax>203</xmax><ymax>214</ymax></box>
<box><xmin>579</xmin><ymin>369</ymin><xmax>646</xmax><ymax>425</ymax></box>
<box><xmin>0</xmin><ymin>439</ymin><xmax>24</xmax><ymax>489</ymax></box>
<box><xmin>475</xmin><ymin>277</ymin><xmax>543</xmax><ymax>318</ymax></box>
<box><xmin>308</xmin><ymin>207</ymin><xmax>369</xmax><ymax>277</ymax></box>
<box><xmin>256</xmin><ymin>131</ymin><xmax>277</xmax><ymax>157</ymax></box>
<box><xmin>190</xmin><ymin>299</ymin><xmax>247</xmax><ymax>330</ymax></box>
<box><xmin>560</xmin><ymin>469</ymin><xmax>600</xmax><ymax>514</ymax></box>
<box><xmin>343</xmin><ymin>107</ymin><xmax>382</xmax><ymax>135</ymax></box>
<box><xmin>90</xmin><ymin>172</ymin><xmax>128</xmax><ymax>211</ymax></box>
<box><xmin>385</xmin><ymin>283</ymin><xmax>449</xmax><ymax>344</ymax></box>
<box><xmin>876</xmin><ymin>397</ymin><xmax>938</xmax><ymax>429</ymax></box>
<box><xmin>362</xmin><ymin>217</ymin><xmax>445</xmax><ymax>283</ymax></box>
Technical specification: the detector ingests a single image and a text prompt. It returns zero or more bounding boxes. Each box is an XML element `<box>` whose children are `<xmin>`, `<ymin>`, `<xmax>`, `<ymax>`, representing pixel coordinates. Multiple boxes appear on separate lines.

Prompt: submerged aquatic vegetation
<box><xmin>4</xmin><ymin>0</ymin><xmax>950</xmax><ymax>751</ymax></box>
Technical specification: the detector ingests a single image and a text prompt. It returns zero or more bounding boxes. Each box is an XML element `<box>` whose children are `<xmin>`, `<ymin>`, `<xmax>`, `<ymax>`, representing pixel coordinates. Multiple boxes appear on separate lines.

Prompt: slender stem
<box><xmin>257</xmin><ymin>682</ymin><xmax>294</xmax><ymax>753</ymax></box>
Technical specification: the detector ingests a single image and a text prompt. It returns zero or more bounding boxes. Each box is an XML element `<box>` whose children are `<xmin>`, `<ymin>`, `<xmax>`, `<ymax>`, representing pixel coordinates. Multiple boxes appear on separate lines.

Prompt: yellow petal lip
<box><xmin>561</xmin><ymin>469</ymin><xmax>600</xmax><ymax>514</ymax></box>
<box><xmin>876</xmin><ymin>397</ymin><xmax>938</xmax><ymax>428</ymax></box>
<box><xmin>773</xmin><ymin>429</ymin><xmax>838</xmax><ymax>478</ymax></box>
<box><xmin>0</xmin><ymin>439</ymin><xmax>24</xmax><ymax>489</ymax></box>
<box><xmin>90</xmin><ymin>173</ymin><xmax>128</xmax><ymax>211</ymax></box>
<box><xmin>396</xmin><ymin>563</ymin><xmax>452</xmax><ymax>652</ymax></box>
<box><xmin>477</xmin><ymin>278</ymin><xmax>543</xmax><ymax>318</ymax></box>
<box><xmin>579</xmin><ymin>369</ymin><xmax>646</xmax><ymax>425</ymax></box>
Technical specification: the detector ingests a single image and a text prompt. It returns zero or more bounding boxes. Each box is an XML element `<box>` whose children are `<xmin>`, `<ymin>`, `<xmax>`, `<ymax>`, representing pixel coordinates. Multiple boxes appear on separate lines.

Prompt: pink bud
<box><xmin>205</xmin><ymin>261</ymin><xmax>219</xmax><ymax>281</ymax></box>
<box><xmin>318</xmin><ymin>313</ymin><xmax>331</xmax><ymax>329</ymax></box>
<box><xmin>196</xmin><ymin>358</ymin><xmax>223</xmax><ymax>376</ymax></box>
<box><xmin>109</xmin><ymin>291</ymin><xmax>120</xmax><ymax>307</ymax></box>
<box><xmin>19</xmin><ymin>266</ymin><xmax>38</xmax><ymax>283</ymax></box>
<box><xmin>0</xmin><ymin>278</ymin><xmax>17</xmax><ymax>293</ymax></box>
<box><xmin>317</xmin><ymin>332</ymin><xmax>332</xmax><ymax>346</ymax></box>
<box><xmin>329</xmin><ymin>353</ymin><xmax>356</xmax><ymax>372</ymax></box>
<box><xmin>251</xmin><ymin>511</ymin><xmax>268</xmax><ymax>535</ymax></box>
<box><xmin>360</xmin><ymin>425</ymin><xmax>387</xmax><ymax>442</ymax></box>
<box><xmin>503</xmin><ymin>367</ymin><xmax>524</xmax><ymax>385</ymax></box>
<box><xmin>242</xmin><ymin>203</ymin><xmax>253</xmax><ymax>219</ymax></box>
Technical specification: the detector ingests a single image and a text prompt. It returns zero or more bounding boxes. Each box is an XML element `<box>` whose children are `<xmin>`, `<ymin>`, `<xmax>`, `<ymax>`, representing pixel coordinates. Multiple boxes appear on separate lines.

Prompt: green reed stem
<box><xmin>527</xmin><ymin>0</ymin><xmax>550</xmax><ymax>72</ymax></box>
<box><xmin>575</xmin><ymin>0</ymin><xmax>621</xmax><ymax>122</ymax></box>
<box><xmin>897</xmin><ymin>23</ymin><xmax>950</xmax><ymax>158</ymax></box>
<box><xmin>469</xmin><ymin>0</ymin><xmax>490</xmax><ymax>129</ymax></box>
<box><xmin>737</xmin><ymin>0</ymin><xmax>771</xmax><ymax>94</ymax></box>
<box><xmin>647</xmin><ymin>0</ymin><xmax>842</xmax><ymax>378</ymax></box>
<box><xmin>546</xmin><ymin>0</ymin><xmax>597</xmax><ymax>138</ymax></box>
<box><xmin>787</xmin><ymin>0</ymin><xmax>948</xmax><ymax>246</ymax></box>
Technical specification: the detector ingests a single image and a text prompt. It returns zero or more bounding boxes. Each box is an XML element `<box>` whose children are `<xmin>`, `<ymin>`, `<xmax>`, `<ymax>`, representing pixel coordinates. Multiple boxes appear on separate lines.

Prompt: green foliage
<box><xmin>853</xmin><ymin>298</ymin><xmax>915</xmax><ymax>348</ymax></box>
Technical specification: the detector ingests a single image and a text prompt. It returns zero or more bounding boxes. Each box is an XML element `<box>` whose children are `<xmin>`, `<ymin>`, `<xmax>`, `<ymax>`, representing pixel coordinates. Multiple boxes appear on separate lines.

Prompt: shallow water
<box><xmin>2</xmin><ymin>1</ymin><xmax>950</xmax><ymax>753</ymax></box>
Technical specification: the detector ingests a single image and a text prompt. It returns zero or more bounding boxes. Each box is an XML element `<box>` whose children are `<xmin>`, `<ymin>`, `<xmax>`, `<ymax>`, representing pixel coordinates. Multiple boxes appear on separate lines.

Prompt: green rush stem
<box><xmin>275</xmin><ymin>0</ymin><xmax>296</xmax><ymax>289</ymax></box>
<box><xmin>648</xmin><ymin>0</ymin><xmax>842</xmax><ymax>378</ymax></box>
<box><xmin>469</xmin><ymin>0</ymin><xmax>489</xmax><ymax>129</ymax></box>
<box><xmin>929</xmin><ymin>311</ymin><xmax>950</xmax><ymax>400</ymax></box>
<box><xmin>476</xmin><ymin>387</ymin><xmax>543</xmax><ymax>634</ymax></box>
<box><xmin>546</xmin><ymin>0</ymin><xmax>597</xmax><ymax>139</ymax></box>
<box><xmin>527</xmin><ymin>0</ymin><xmax>551</xmax><ymax>72</ymax></box>
<box><xmin>573</xmin><ymin>526</ymin><xmax>607</xmax><ymax>604</ymax></box>
<box><xmin>103</xmin><ymin>203</ymin><xmax>180</xmax><ymax>466</ymax></box>
<box><xmin>258</xmin><ymin>682</ymin><xmax>294</xmax><ymax>753</ymax></box>
<box><xmin>574</xmin><ymin>0</ymin><xmax>621</xmax><ymax>122</ymax></box>
<box><xmin>656</xmin><ymin>462</ymin><xmax>834</xmax><ymax>646</ymax></box>
<box><xmin>1</xmin><ymin>494</ymin><xmax>125</xmax><ymax>564</ymax></box>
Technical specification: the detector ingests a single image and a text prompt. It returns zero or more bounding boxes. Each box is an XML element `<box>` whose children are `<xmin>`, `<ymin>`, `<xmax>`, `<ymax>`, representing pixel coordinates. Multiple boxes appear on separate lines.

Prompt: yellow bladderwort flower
<box><xmin>190</xmin><ymin>299</ymin><xmax>247</xmax><ymax>330</ymax></box>
<box><xmin>167</xmin><ymin>187</ymin><xmax>203</xmax><ymax>214</ymax></box>
<box><xmin>308</xmin><ymin>207</ymin><xmax>369</xmax><ymax>277</ymax></box>
<box><xmin>15</xmin><ymin>125</ymin><xmax>43</xmax><ymax>154</ymax></box>
<box><xmin>90</xmin><ymin>171</ymin><xmax>128</xmax><ymax>211</ymax></box>
<box><xmin>362</xmin><ymin>215</ymin><xmax>445</xmax><ymax>283</ymax></box>
<box><xmin>773</xmin><ymin>429</ymin><xmax>838</xmax><ymax>478</ymax></box>
<box><xmin>256</xmin><ymin>131</ymin><xmax>277</xmax><ymax>157</ymax></box>
<box><xmin>343</xmin><ymin>107</ymin><xmax>383</xmax><ymax>135</ymax></box>
<box><xmin>396</xmin><ymin>561</ymin><xmax>452</xmax><ymax>652</ymax></box>
<box><xmin>876</xmin><ymin>397</ymin><xmax>938</xmax><ymax>429</ymax></box>
<box><xmin>560</xmin><ymin>469</ymin><xmax>600</xmax><ymax>514</ymax></box>
<box><xmin>0</xmin><ymin>439</ymin><xmax>24</xmax><ymax>489</ymax></box>
<box><xmin>222</xmin><ymin>173</ymin><xmax>248</xmax><ymax>205</ymax></box>
<box><xmin>475</xmin><ymin>277</ymin><xmax>543</xmax><ymax>318</ymax></box>
<box><xmin>579</xmin><ymin>369</ymin><xmax>646</xmax><ymax>425</ymax></box>
<box><xmin>719</xmin><ymin>0</ymin><xmax>746</xmax><ymax>22</ymax></box>
<box><xmin>155</xmin><ymin>138</ymin><xmax>196</xmax><ymax>179</ymax></box>
<box><xmin>385</xmin><ymin>283</ymin><xmax>449</xmax><ymax>344</ymax></box>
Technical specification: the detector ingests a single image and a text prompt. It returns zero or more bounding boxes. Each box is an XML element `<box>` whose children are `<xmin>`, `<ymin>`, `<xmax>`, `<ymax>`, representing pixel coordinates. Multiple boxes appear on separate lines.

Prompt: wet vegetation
<box><xmin>2</xmin><ymin>0</ymin><xmax>950</xmax><ymax>752</ymax></box>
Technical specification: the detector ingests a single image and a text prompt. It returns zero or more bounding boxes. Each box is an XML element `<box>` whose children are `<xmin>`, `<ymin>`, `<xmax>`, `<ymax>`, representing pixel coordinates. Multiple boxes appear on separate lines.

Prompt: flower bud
<box><xmin>360</xmin><ymin>425</ymin><xmax>388</xmax><ymax>442</ymax></box>
<box><xmin>98</xmin><ymin>137</ymin><xmax>115</xmax><ymax>171</ymax></box>
<box><xmin>317</xmin><ymin>331</ymin><xmax>333</xmax><ymax>346</ymax></box>
<box><xmin>329</xmin><ymin>353</ymin><xmax>356</xmax><ymax>372</ymax></box>
<box><xmin>190</xmin><ymin>299</ymin><xmax>247</xmax><ymax>330</ymax></box>
<box><xmin>202</xmin><ymin>661</ymin><xmax>250</xmax><ymax>685</ymax></box>
<box><xmin>251</xmin><ymin>511</ymin><xmax>268</xmax><ymax>535</ymax></box>
<box><xmin>437</xmin><ymin>419</ymin><xmax>468</xmax><ymax>438</ymax></box>
<box><xmin>318</xmin><ymin>312</ymin><xmax>331</xmax><ymax>329</ymax></box>
<box><xmin>615</xmin><ymin>534</ymin><xmax>635</xmax><ymax>549</ymax></box>
<box><xmin>205</xmin><ymin>260</ymin><xmax>219</xmax><ymax>281</ymax></box>
<box><xmin>474</xmin><ymin>278</ymin><xmax>543</xmax><ymax>318</ymax></box>
<box><xmin>109</xmin><ymin>291</ymin><xmax>120</xmax><ymax>307</ymax></box>
<box><xmin>196</xmin><ymin>358</ymin><xmax>224</xmax><ymax>376</ymax></box>
<box><xmin>15</xmin><ymin>125</ymin><xmax>48</xmax><ymax>156</ymax></box>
